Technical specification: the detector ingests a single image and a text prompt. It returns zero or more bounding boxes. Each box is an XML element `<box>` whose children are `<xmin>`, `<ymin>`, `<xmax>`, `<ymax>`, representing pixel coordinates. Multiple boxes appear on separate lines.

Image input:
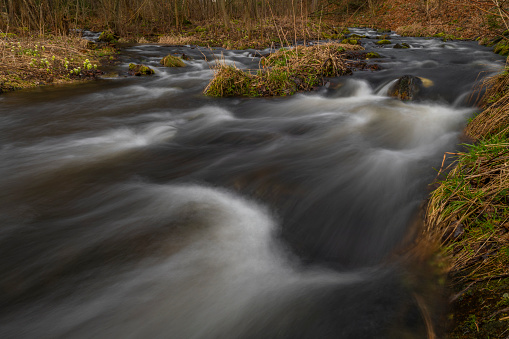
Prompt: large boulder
<box><xmin>388</xmin><ymin>75</ymin><xmax>424</xmax><ymax>101</ymax></box>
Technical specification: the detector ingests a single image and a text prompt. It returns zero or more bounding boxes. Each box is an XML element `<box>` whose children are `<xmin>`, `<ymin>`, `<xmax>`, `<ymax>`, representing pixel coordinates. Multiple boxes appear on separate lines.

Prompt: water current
<box><xmin>0</xmin><ymin>28</ymin><xmax>505</xmax><ymax>338</ymax></box>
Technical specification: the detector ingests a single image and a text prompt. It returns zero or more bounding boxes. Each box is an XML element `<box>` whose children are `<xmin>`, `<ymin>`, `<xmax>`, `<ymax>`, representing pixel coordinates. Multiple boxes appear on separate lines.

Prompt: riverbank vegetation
<box><xmin>0</xmin><ymin>34</ymin><xmax>116</xmax><ymax>92</ymax></box>
<box><xmin>423</xmin><ymin>69</ymin><xmax>509</xmax><ymax>337</ymax></box>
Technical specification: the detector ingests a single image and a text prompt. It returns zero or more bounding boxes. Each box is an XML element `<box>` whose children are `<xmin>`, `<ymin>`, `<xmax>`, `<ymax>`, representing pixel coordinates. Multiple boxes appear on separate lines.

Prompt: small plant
<box><xmin>70</xmin><ymin>67</ymin><xmax>81</xmax><ymax>75</ymax></box>
<box><xmin>83</xmin><ymin>59</ymin><xmax>93</xmax><ymax>70</ymax></box>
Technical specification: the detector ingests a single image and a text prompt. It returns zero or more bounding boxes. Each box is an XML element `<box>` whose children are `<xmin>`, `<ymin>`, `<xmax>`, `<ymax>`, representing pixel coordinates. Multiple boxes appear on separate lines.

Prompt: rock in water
<box><xmin>388</xmin><ymin>75</ymin><xmax>423</xmax><ymax>101</ymax></box>
<box><xmin>160</xmin><ymin>54</ymin><xmax>186</xmax><ymax>67</ymax></box>
<box><xmin>128</xmin><ymin>63</ymin><xmax>155</xmax><ymax>76</ymax></box>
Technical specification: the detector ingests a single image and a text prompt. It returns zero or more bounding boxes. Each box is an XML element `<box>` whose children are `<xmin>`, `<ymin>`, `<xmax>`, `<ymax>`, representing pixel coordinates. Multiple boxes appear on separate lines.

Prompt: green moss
<box><xmin>341</xmin><ymin>38</ymin><xmax>358</xmax><ymax>45</ymax></box>
<box><xmin>128</xmin><ymin>63</ymin><xmax>154</xmax><ymax>75</ymax></box>
<box><xmin>493</xmin><ymin>40</ymin><xmax>509</xmax><ymax>56</ymax></box>
<box><xmin>98</xmin><ymin>30</ymin><xmax>118</xmax><ymax>43</ymax></box>
<box><xmin>376</xmin><ymin>39</ymin><xmax>391</xmax><ymax>45</ymax></box>
<box><xmin>393</xmin><ymin>43</ymin><xmax>410</xmax><ymax>49</ymax></box>
<box><xmin>160</xmin><ymin>54</ymin><xmax>186</xmax><ymax>67</ymax></box>
<box><xmin>366</xmin><ymin>52</ymin><xmax>381</xmax><ymax>58</ymax></box>
<box><xmin>433</xmin><ymin>32</ymin><xmax>457</xmax><ymax>41</ymax></box>
<box><xmin>0</xmin><ymin>33</ymin><xmax>17</xmax><ymax>38</ymax></box>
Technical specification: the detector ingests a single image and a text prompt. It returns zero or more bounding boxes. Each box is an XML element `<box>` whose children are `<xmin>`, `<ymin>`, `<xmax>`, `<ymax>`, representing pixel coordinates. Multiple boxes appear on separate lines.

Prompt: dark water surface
<box><xmin>0</xmin><ymin>29</ymin><xmax>504</xmax><ymax>338</ymax></box>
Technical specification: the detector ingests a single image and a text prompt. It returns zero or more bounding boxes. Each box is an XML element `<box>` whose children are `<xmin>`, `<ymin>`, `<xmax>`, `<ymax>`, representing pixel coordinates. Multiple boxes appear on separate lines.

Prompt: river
<box><xmin>0</xmin><ymin>29</ymin><xmax>504</xmax><ymax>338</ymax></box>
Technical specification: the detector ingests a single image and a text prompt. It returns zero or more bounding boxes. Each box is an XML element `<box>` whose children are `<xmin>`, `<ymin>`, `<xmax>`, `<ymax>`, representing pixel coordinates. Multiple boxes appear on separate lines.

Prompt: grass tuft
<box><xmin>204</xmin><ymin>43</ymin><xmax>362</xmax><ymax>97</ymax></box>
<box><xmin>466</xmin><ymin>70</ymin><xmax>509</xmax><ymax>139</ymax></box>
<box><xmin>160</xmin><ymin>54</ymin><xmax>186</xmax><ymax>67</ymax></box>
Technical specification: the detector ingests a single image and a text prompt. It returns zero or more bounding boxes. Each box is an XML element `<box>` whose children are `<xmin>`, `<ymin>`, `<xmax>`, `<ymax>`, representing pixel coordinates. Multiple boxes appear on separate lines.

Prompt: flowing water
<box><xmin>0</xmin><ymin>29</ymin><xmax>505</xmax><ymax>338</ymax></box>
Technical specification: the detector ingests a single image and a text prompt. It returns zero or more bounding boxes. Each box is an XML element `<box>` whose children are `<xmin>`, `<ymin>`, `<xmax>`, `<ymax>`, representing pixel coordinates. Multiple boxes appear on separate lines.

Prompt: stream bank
<box><xmin>424</xmin><ymin>70</ymin><xmax>509</xmax><ymax>338</ymax></box>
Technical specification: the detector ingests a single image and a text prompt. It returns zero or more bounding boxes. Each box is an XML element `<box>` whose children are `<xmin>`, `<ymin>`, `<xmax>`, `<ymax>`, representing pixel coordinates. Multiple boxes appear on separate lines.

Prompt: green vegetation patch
<box><xmin>160</xmin><ymin>54</ymin><xmax>186</xmax><ymax>67</ymax></box>
<box><xmin>366</xmin><ymin>52</ymin><xmax>381</xmax><ymax>58</ymax></box>
<box><xmin>341</xmin><ymin>38</ymin><xmax>359</xmax><ymax>45</ymax></box>
<box><xmin>493</xmin><ymin>39</ymin><xmax>509</xmax><ymax>56</ymax></box>
<box><xmin>205</xmin><ymin>43</ymin><xmax>361</xmax><ymax>97</ymax></box>
<box><xmin>128</xmin><ymin>63</ymin><xmax>154</xmax><ymax>75</ymax></box>
<box><xmin>203</xmin><ymin>65</ymin><xmax>256</xmax><ymax>97</ymax></box>
<box><xmin>433</xmin><ymin>32</ymin><xmax>457</xmax><ymax>41</ymax></box>
<box><xmin>98</xmin><ymin>30</ymin><xmax>118</xmax><ymax>43</ymax></box>
<box><xmin>376</xmin><ymin>39</ymin><xmax>391</xmax><ymax>45</ymax></box>
<box><xmin>393</xmin><ymin>43</ymin><xmax>410</xmax><ymax>49</ymax></box>
<box><xmin>426</xmin><ymin>135</ymin><xmax>509</xmax><ymax>337</ymax></box>
<box><xmin>466</xmin><ymin>70</ymin><xmax>509</xmax><ymax>139</ymax></box>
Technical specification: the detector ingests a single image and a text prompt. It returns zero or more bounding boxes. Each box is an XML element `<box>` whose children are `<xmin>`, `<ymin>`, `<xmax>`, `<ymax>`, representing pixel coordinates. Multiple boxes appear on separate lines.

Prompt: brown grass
<box><xmin>466</xmin><ymin>72</ymin><xmax>509</xmax><ymax>139</ymax></box>
<box><xmin>204</xmin><ymin>42</ymin><xmax>361</xmax><ymax>97</ymax></box>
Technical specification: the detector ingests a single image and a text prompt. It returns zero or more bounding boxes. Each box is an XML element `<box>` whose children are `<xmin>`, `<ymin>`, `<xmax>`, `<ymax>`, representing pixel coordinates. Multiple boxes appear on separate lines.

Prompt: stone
<box><xmin>128</xmin><ymin>63</ymin><xmax>154</xmax><ymax>76</ymax></box>
<box><xmin>387</xmin><ymin>75</ymin><xmax>423</xmax><ymax>101</ymax></box>
<box><xmin>160</xmin><ymin>54</ymin><xmax>186</xmax><ymax>67</ymax></box>
<box><xmin>393</xmin><ymin>43</ymin><xmax>410</xmax><ymax>49</ymax></box>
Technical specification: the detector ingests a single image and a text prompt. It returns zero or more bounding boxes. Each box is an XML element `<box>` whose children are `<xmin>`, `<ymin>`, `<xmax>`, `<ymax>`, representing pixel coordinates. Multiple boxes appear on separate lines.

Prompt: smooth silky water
<box><xmin>0</xmin><ymin>30</ymin><xmax>504</xmax><ymax>338</ymax></box>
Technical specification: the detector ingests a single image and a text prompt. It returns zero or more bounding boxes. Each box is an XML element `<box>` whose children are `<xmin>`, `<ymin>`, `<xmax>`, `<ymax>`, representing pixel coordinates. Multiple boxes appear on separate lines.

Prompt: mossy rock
<box><xmin>376</xmin><ymin>39</ymin><xmax>391</xmax><ymax>45</ymax></box>
<box><xmin>341</xmin><ymin>38</ymin><xmax>359</xmax><ymax>45</ymax></box>
<box><xmin>366</xmin><ymin>52</ymin><xmax>381</xmax><ymax>58</ymax></box>
<box><xmin>98</xmin><ymin>30</ymin><xmax>119</xmax><ymax>43</ymax></box>
<box><xmin>393</xmin><ymin>43</ymin><xmax>410</xmax><ymax>49</ymax></box>
<box><xmin>128</xmin><ymin>63</ymin><xmax>155</xmax><ymax>76</ymax></box>
<box><xmin>388</xmin><ymin>75</ymin><xmax>423</xmax><ymax>101</ymax></box>
<box><xmin>160</xmin><ymin>54</ymin><xmax>186</xmax><ymax>67</ymax></box>
<box><xmin>494</xmin><ymin>40</ymin><xmax>509</xmax><ymax>55</ymax></box>
<box><xmin>349</xmin><ymin>34</ymin><xmax>366</xmax><ymax>39</ymax></box>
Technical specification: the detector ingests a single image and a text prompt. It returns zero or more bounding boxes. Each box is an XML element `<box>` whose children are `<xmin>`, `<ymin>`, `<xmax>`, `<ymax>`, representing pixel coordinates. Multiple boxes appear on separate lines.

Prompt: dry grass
<box><xmin>424</xmin><ymin>139</ymin><xmax>509</xmax><ymax>282</ymax></box>
<box><xmin>466</xmin><ymin>71</ymin><xmax>509</xmax><ymax>139</ymax></box>
<box><xmin>204</xmin><ymin>42</ymin><xmax>361</xmax><ymax>97</ymax></box>
<box><xmin>158</xmin><ymin>35</ymin><xmax>195</xmax><ymax>45</ymax></box>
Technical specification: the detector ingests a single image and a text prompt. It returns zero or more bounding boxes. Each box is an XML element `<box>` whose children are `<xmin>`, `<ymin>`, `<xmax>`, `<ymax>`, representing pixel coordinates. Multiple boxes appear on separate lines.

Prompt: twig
<box><xmin>489</xmin><ymin>306</ymin><xmax>509</xmax><ymax>319</ymax></box>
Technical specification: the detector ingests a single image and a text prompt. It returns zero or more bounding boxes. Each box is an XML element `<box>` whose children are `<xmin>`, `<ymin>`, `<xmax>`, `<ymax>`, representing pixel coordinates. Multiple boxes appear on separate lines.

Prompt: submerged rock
<box><xmin>388</xmin><ymin>75</ymin><xmax>423</xmax><ymax>101</ymax></box>
<box><xmin>393</xmin><ymin>43</ymin><xmax>410</xmax><ymax>49</ymax></box>
<box><xmin>160</xmin><ymin>54</ymin><xmax>186</xmax><ymax>67</ymax></box>
<box><xmin>128</xmin><ymin>63</ymin><xmax>155</xmax><ymax>76</ymax></box>
<box><xmin>366</xmin><ymin>52</ymin><xmax>381</xmax><ymax>58</ymax></box>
